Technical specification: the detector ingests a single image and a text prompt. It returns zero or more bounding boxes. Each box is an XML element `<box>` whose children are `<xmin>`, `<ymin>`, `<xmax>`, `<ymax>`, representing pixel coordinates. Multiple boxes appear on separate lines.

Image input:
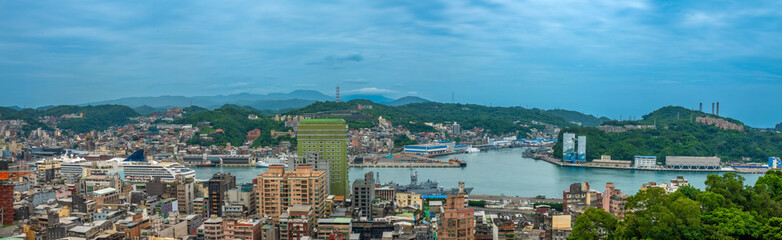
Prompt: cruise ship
<box><xmin>50</xmin><ymin>150</ymin><xmax>195</xmax><ymax>182</ymax></box>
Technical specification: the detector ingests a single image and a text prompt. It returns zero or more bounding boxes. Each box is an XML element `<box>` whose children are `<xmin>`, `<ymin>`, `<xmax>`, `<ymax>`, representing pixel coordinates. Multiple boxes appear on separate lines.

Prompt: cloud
<box><xmin>295</xmin><ymin>83</ymin><xmax>317</xmax><ymax>88</ymax></box>
<box><xmin>407</xmin><ymin>91</ymin><xmax>418</xmax><ymax>95</ymax></box>
<box><xmin>346</xmin><ymin>87</ymin><xmax>396</xmax><ymax>94</ymax></box>
<box><xmin>344</xmin><ymin>78</ymin><xmax>369</xmax><ymax>84</ymax></box>
<box><xmin>308</xmin><ymin>53</ymin><xmax>364</xmax><ymax>67</ymax></box>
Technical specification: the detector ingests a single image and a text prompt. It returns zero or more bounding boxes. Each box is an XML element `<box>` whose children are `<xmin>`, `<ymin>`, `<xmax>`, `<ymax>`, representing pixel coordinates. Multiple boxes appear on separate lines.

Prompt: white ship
<box><xmin>52</xmin><ymin>150</ymin><xmax>195</xmax><ymax>182</ymax></box>
<box><xmin>466</xmin><ymin>147</ymin><xmax>480</xmax><ymax>153</ymax></box>
<box><xmin>256</xmin><ymin>154</ymin><xmax>290</xmax><ymax>168</ymax></box>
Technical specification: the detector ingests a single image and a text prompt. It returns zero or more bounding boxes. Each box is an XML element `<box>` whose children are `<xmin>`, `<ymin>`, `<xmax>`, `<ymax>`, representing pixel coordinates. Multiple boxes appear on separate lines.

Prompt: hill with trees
<box><xmin>287</xmin><ymin>100</ymin><xmax>580</xmax><ymax>135</ymax></box>
<box><xmin>174</xmin><ymin>105</ymin><xmax>291</xmax><ymax>147</ymax></box>
<box><xmin>545</xmin><ymin>109</ymin><xmax>611</xmax><ymax>127</ymax></box>
<box><xmin>37</xmin><ymin>105</ymin><xmax>140</xmax><ymax>133</ymax></box>
<box><xmin>553</xmin><ymin>106</ymin><xmax>781</xmax><ymax>162</ymax></box>
<box><xmin>0</xmin><ymin>106</ymin><xmax>51</xmax><ymax>133</ymax></box>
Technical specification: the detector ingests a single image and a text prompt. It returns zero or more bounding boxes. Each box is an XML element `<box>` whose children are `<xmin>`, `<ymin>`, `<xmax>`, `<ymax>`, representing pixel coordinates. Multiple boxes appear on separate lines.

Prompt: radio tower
<box><xmin>336</xmin><ymin>86</ymin><xmax>340</xmax><ymax>102</ymax></box>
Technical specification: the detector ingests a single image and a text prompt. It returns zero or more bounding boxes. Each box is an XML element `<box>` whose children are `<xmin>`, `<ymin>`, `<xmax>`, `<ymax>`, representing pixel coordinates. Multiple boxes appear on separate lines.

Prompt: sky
<box><xmin>1</xmin><ymin>0</ymin><xmax>781</xmax><ymax>127</ymax></box>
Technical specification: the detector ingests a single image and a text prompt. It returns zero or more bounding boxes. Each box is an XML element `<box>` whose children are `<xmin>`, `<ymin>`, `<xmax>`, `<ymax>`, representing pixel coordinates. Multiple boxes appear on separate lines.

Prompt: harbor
<box><xmin>194</xmin><ymin>147</ymin><xmax>764</xmax><ymax>197</ymax></box>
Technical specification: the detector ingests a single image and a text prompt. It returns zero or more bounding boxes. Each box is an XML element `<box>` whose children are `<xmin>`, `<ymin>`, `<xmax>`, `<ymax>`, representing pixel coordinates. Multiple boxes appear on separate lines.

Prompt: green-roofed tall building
<box><xmin>296</xmin><ymin>119</ymin><xmax>349</xmax><ymax>196</ymax></box>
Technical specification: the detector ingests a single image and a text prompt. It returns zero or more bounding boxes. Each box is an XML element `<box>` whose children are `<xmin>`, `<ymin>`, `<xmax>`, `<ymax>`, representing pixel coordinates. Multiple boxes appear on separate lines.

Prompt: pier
<box><xmin>532</xmin><ymin>153</ymin><xmax>736</xmax><ymax>172</ymax></box>
<box><xmin>351</xmin><ymin>154</ymin><xmax>464</xmax><ymax>168</ymax></box>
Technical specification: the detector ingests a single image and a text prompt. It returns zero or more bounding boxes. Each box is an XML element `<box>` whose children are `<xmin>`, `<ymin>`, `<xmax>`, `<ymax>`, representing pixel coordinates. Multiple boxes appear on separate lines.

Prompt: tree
<box><xmin>619</xmin><ymin>188</ymin><xmax>703</xmax><ymax>239</ymax></box>
<box><xmin>570</xmin><ymin>207</ymin><xmax>618</xmax><ymax>240</ymax></box>
<box><xmin>701</xmin><ymin>207</ymin><xmax>761</xmax><ymax>239</ymax></box>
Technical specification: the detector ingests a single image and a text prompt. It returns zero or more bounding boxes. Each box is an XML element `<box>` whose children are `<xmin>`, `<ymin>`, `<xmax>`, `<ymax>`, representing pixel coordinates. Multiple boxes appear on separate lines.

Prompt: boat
<box><xmin>731</xmin><ymin>163</ymin><xmax>769</xmax><ymax>173</ymax></box>
<box><xmin>196</xmin><ymin>162</ymin><xmax>214</xmax><ymax>167</ymax></box>
<box><xmin>449</xmin><ymin>159</ymin><xmax>467</xmax><ymax>167</ymax></box>
<box><xmin>256</xmin><ymin>155</ymin><xmax>289</xmax><ymax>168</ymax></box>
<box><xmin>54</xmin><ymin>150</ymin><xmax>196</xmax><ymax>182</ymax></box>
<box><xmin>466</xmin><ymin>147</ymin><xmax>480</xmax><ymax>153</ymax></box>
<box><xmin>389</xmin><ymin>170</ymin><xmax>474</xmax><ymax>195</ymax></box>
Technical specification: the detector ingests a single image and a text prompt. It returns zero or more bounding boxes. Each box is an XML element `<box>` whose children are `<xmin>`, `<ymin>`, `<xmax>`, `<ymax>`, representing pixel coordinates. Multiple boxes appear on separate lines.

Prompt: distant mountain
<box><xmin>134</xmin><ymin>105</ymin><xmax>166</xmax><ymax>115</ymax></box>
<box><xmin>89</xmin><ymin>96</ymin><xmax>217</xmax><ymax>108</ymax></box>
<box><xmin>85</xmin><ymin>90</ymin><xmax>335</xmax><ymax>110</ymax></box>
<box><xmin>545</xmin><ymin>109</ymin><xmax>611</xmax><ymax>127</ymax></box>
<box><xmin>385</xmin><ymin>96</ymin><xmax>431</xmax><ymax>106</ymax></box>
<box><xmin>5</xmin><ymin>106</ymin><xmax>23</xmax><ymax>111</ymax></box>
<box><xmin>342</xmin><ymin>94</ymin><xmax>393</xmax><ymax>103</ymax></box>
<box><xmin>232</xmin><ymin>99</ymin><xmax>317</xmax><ymax>112</ymax></box>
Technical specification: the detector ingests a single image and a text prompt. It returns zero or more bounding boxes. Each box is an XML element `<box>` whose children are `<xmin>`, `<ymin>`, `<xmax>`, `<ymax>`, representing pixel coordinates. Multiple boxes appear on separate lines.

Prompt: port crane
<box><xmin>1</xmin><ymin>160</ymin><xmax>34</xmax><ymax>225</ymax></box>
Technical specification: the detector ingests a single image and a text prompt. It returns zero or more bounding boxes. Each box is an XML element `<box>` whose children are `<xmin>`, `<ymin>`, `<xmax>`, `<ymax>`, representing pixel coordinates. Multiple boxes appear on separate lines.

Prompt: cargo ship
<box><xmin>731</xmin><ymin>163</ymin><xmax>769</xmax><ymax>173</ymax></box>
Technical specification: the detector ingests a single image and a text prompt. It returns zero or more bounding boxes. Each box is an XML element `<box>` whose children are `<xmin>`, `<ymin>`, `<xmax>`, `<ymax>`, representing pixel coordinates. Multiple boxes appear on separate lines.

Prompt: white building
<box><xmin>634</xmin><ymin>156</ymin><xmax>658</xmax><ymax>168</ymax></box>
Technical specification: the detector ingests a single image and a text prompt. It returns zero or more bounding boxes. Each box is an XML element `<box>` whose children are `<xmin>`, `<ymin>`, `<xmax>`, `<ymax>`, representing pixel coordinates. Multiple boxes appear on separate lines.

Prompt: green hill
<box><xmin>287</xmin><ymin>100</ymin><xmax>576</xmax><ymax>134</ymax></box>
<box><xmin>545</xmin><ymin>109</ymin><xmax>611</xmax><ymax>127</ymax></box>
<box><xmin>0</xmin><ymin>106</ymin><xmax>51</xmax><ymax>133</ymax></box>
<box><xmin>174</xmin><ymin>105</ymin><xmax>291</xmax><ymax>147</ymax></box>
<box><xmin>39</xmin><ymin>105</ymin><xmax>140</xmax><ymax>133</ymax></box>
<box><xmin>553</xmin><ymin>106</ymin><xmax>779</xmax><ymax>162</ymax></box>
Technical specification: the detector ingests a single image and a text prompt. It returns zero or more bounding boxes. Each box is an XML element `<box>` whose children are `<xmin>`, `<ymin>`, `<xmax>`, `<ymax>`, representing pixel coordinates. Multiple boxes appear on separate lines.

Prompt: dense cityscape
<box><xmin>4</xmin><ymin>0</ymin><xmax>782</xmax><ymax>239</ymax></box>
<box><xmin>2</xmin><ymin>97</ymin><xmax>782</xmax><ymax>240</ymax></box>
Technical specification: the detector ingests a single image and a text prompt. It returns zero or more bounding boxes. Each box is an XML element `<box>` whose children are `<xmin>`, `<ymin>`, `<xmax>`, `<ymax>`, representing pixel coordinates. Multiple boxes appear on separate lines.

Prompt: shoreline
<box><xmin>532</xmin><ymin>153</ymin><xmax>750</xmax><ymax>173</ymax></box>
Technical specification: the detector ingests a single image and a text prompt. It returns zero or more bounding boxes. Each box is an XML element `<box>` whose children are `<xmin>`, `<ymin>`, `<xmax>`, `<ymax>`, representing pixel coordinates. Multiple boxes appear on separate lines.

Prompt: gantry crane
<box><xmin>1</xmin><ymin>160</ymin><xmax>34</xmax><ymax>225</ymax></box>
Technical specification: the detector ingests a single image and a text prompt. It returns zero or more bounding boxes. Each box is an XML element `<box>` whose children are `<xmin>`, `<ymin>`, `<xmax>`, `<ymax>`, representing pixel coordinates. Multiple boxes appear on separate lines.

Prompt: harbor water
<box><xmin>194</xmin><ymin>148</ymin><xmax>762</xmax><ymax>198</ymax></box>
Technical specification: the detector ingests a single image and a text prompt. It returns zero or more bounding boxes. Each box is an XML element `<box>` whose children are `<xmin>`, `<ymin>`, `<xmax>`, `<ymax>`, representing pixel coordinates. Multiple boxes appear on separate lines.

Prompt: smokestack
<box><xmin>717</xmin><ymin>102</ymin><xmax>720</xmax><ymax>116</ymax></box>
<box><xmin>712</xmin><ymin>103</ymin><xmax>715</xmax><ymax>114</ymax></box>
<box><xmin>699</xmin><ymin>103</ymin><xmax>702</xmax><ymax>112</ymax></box>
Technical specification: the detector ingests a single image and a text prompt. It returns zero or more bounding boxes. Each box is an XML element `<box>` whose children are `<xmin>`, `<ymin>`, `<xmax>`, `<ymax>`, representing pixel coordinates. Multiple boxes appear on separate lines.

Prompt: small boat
<box><xmin>196</xmin><ymin>162</ymin><xmax>214</xmax><ymax>167</ymax></box>
<box><xmin>466</xmin><ymin>147</ymin><xmax>480</xmax><ymax>153</ymax></box>
<box><xmin>449</xmin><ymin>159</ymin><xmax>467</xmax><ymax>167</ymax></box>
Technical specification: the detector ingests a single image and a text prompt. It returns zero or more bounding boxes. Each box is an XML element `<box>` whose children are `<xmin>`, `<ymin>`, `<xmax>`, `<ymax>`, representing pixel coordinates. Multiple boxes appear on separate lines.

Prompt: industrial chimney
<box><xmin>699</xmin><ymin>103</ymin><xmax>703</xmax><ymax>112</ymax></box>
<box><xmin>712</xmin><ymin>103</ymin><xmax>715</xmax><ymax>114</ymax></box>
<box><xmin>717</xmin><ymin>102</ymin><xmax>720</xmax><ymax>116</ymax></box>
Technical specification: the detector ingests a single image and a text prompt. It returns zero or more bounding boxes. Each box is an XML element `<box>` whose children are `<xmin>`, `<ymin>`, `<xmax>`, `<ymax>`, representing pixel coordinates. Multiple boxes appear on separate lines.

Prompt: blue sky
<box><xmin>1</xmin><ymin>0</ymin><xmax>781</xmax><ymax>127</ymax></box>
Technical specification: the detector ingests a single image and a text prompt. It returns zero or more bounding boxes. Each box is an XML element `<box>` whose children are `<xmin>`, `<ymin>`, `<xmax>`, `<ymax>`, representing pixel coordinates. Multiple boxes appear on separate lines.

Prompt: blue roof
<box><xmin>634</xmin><ymin>155</ymin><xmax>657</xmax><ymax>158</ymax></box>
<box><xmin>437</xmin><ymin>140</ymin><xmax>453</xmax><ymax>143</ymax></box>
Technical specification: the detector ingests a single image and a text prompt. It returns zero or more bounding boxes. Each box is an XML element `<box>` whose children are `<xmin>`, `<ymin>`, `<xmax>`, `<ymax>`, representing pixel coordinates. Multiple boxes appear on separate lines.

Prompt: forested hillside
<box><xmin>553</xmin><ymin>106</ymin><xmax>781</xmax><ymax>162</ymax></box>
<box><xmin>174</xmin><ymin>105</ymin><xmax>291</xmax><ymax>147</ymax></box>
<box><xmin>287</xmin><ymin>100</ymin><xmax>580</xmax><ymax>134</ymax></box>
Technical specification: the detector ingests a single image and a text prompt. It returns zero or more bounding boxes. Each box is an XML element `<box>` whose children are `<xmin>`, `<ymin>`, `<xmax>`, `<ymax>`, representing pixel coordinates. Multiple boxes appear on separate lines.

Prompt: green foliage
<box><xmin>347</xmin><ymin>120</ymin><xmax>374</xmax><ymax>129</ymax></box>
<box><xmin>287</xmin><ymin>100</ymin><xmax>577</xmax><ymax>134</ymax></box>
<box><xmin>546</xmin><ymin>109</ymin><xmax>610</xmax><ymax>127</ymax></box>
<box><xmin>468</xmin><ymin>200</ymin><xmax>486</xmax><ymax>207</ymax></box>
<box><xmin>553</xmin><ymin>118</ymin><xmax>782</xmax><ymax>162</ymax></box>
<box><xmin>174</xmin><ymin>105</ymin><xmax>290</xmax><ymax>147</ymax></box>
<box><xmin>570</xmin><ymin>207</ymin><xmax>618</xmax><ymax>240</ymax></box>
<box><xmin>0</xmin><ymin>106</ymin><xmax>51</xmax><ymax>133</ymax></box>
<box><xmin>53</xmin><ymin>105</ymin><xmax>139</xmax><ymax>133</ymax></box>
<box><xmin>393</xmin><ymin>135</ymin><xmax>418</xmax><ymax>147</ymax></box>
<box><xmin>573</xmin><ymin>171</ymin><xmax>782</xmax><ymax>240</ymax></box>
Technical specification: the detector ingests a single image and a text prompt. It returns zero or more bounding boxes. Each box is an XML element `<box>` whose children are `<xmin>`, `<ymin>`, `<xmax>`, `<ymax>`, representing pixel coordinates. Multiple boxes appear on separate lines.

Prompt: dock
<box><xmin>532</xmin><ymin>153</ymin><xmax>736</xmax><ymax>172</ymax></box>
<box><xmin>350</xmin><ymin>154</ymin><xmax>464</xmax><ymax>168</ymax></box>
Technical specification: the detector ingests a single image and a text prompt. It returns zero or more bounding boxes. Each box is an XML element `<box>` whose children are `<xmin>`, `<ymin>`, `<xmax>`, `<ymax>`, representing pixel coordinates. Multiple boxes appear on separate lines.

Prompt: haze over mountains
<box><xmin>83</xmin><ymin>90</ymin><xmax>429</xmax><ymax>110</ymax></box>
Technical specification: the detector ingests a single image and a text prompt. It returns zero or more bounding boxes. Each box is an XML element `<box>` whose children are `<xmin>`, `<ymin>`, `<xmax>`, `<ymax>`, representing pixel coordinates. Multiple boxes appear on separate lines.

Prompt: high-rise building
<box><xmin>175</xmin><ymin>175</ymin><xmax>196</xmax><ymax>215</ymax></box>
<box><xmin>562</xmin><ymin>133</ymin><xmax>576</xmax><ymax>162</ymax></box>
<box><xmin>438</xmin><ymin>194</ymin><xmax>475</xmax><ymax>240</ymax></box>
<box><xmin>296</xmin><ymin>119</ymin><xmax>349</xmax><ymax>196</ymax></box>
<box><xmin>602</xmin><ymin>183</ymin><xmax>628</xmax><ymax>218</ymax></box>
<box><xmin>576</xmin><ymin>136</ymin><xmax>587</xmax><ymax>162</ymax></box>
<box><xmin>452</xmin><ymin>122</ymin><xmax>461</xmax><ymax>136</ymax></box>
<box><xmin>292</xmin><ymin>152</ymin><xmax>330</xmax><ymax>193</ymax></box>
<box><xmin>208</xmin><ymin>173</ymin><xmax>236</xmax><ymax>217</ymax></box>
<box><xmin>255</xmin><ymin>165</ymin><xmax>327</xmax><ymax>220</ymax></box>
<box><xmin>352</xmin><ymin>171</ymin><xmax>375</xmax><ymax>219</ymax></box>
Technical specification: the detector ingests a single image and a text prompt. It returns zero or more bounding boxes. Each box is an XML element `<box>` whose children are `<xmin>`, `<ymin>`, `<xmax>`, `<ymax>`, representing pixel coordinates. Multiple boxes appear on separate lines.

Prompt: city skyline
<box><xmin>2</xmin><ymin>0</ymin><xmax>782</xmax><ymax>127</ymax></box>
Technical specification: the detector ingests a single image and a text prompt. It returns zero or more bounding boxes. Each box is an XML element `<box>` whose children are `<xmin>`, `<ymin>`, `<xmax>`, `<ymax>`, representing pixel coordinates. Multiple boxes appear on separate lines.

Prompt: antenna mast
<box><xmin>336</xmin><ymin>86</ymin><xmax>340</xmax><ymax>102</ymax></box>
